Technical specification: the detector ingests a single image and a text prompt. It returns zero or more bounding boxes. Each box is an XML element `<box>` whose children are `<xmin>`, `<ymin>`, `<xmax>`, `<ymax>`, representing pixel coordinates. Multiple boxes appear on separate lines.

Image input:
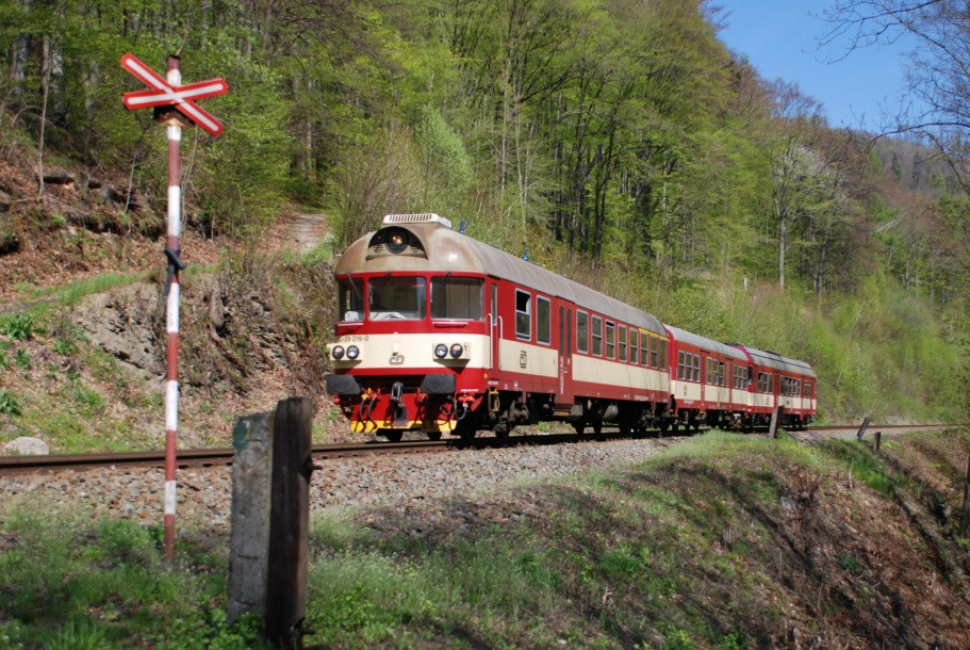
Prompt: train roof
<box><xmin>664</xmin><ymin>325</ymin><xmax>749</xmax><ymax>362</ymax></box>
<box><xmin>334</xmin><ymin>214</ymin><xmax>667</xmax><ymax>336</ymax></box>
<box><xmin>730</xmin><ymin>344</ymin><xmax>817</xmax><ymax>378</ymax></box>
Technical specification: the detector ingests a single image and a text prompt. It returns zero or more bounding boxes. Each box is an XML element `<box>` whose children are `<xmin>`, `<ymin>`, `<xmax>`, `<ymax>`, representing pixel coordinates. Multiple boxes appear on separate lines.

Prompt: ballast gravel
<box><xmin>0</xmin><ymin>426</ymin><xmax>877</xmax><ymax>539</ymax></box>
<box><xmin>0</xmin><ymin>436</ymin><xmax>689</xmax><ymax>533</ymax></box>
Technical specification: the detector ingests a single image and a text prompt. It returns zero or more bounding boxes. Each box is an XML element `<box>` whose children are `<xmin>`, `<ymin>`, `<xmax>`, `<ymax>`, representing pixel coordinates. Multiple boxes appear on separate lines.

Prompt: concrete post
<box><xmin>228</xmin><ymin>398</ymin><xmax>315</xmax><ymax>648</ymax></box>
<box><xmin>228</xmin><ymin>411</ymin><xmax>273</xmax><ymax>621</ymax></box>
<box><xmin>769</xmin><ymin>405</ymin><xmax>785</xmax><ymax>438</ymax></box>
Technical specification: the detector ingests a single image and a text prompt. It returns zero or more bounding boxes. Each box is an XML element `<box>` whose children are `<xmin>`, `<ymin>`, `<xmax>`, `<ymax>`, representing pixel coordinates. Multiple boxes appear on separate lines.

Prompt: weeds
<box><xmin>0</xmin><ymin>388</ymin><xmax>21</xmax><ymax>415</ymax></box>
<box><xmin>1</xmin><ymin>313</ymin><xmax>35</xmax><ymax>340</ymax></box>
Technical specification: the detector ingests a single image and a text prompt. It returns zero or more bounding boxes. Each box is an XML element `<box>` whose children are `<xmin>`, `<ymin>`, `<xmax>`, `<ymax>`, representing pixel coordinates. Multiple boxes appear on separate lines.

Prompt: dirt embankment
<box><xmin>0</xmin><ymin>147</ymin><xmax>343</xmax><ymax>450</ymax></box>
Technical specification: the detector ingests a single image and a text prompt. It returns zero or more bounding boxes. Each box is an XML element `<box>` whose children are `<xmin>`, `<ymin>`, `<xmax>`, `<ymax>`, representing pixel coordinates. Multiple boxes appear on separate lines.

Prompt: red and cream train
<box><xmin>325</xmin><ymin>213</ymin><xmax>816</xmax><ymax>441</ymax></box>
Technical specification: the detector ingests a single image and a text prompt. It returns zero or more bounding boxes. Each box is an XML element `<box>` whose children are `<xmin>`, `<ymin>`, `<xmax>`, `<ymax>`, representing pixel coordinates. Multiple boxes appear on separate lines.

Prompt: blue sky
<box><xmin>715</xmin><ymin>1</ymin><xmax>912</xmax><ymax>129</ymax></box>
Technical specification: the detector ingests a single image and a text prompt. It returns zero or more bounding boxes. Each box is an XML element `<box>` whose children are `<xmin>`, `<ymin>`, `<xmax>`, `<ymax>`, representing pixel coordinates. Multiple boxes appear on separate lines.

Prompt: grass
<box><xmin>3</xmin><ymin>430</ymin><xmax>970</xmax><ymax>647</ymax></box>
<box><xmin>0</xmin><ymin>509</ymin><xmax>264</xmax><ymax>649</ymax></box>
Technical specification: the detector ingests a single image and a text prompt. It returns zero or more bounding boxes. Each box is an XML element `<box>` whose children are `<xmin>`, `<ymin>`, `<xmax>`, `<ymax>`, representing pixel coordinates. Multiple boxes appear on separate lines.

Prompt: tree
<box><xmin>821</xmin><ymin>0</ymin><xmax>970</xmax><ymax>192</ymax></box>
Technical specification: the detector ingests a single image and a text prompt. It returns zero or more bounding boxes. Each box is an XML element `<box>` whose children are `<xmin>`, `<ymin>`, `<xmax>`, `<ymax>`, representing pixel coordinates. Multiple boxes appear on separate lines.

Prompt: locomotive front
<box><xmin>324</xmin><ymin>214</ymin><xmax>489</xmax><ymax>441</ymax></box>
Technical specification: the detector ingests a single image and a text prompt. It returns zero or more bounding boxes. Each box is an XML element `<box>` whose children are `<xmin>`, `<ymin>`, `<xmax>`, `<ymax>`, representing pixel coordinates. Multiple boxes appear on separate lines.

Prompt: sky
<box><xmin>715</xmin><ymin>1</ymin><xmax>913</xmax><ymax>130</ymax></box>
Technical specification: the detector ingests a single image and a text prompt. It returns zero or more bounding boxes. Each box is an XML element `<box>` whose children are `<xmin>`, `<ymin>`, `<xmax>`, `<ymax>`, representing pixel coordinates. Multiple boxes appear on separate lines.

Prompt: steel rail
<box><xmin>0</xmin><ymin>423</ymin><xmax>957</xmax><ymax>477</ymax></box>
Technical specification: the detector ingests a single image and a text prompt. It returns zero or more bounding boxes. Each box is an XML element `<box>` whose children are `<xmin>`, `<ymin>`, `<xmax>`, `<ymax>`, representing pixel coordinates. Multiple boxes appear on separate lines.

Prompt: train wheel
<box><xmin>385</xmin><ymin>431</ymin><xmax>403</xmax><ymax>443</ymax></box>
<box><xmin>493</xmin><ymin>422</ymin><xmax>511</xmax><ymax>439</ymax></box>
<box><xmin>573</xmin><ymin>422</ymin><xmax>585</xmax><ymax>435</ymax></box>
<box><xmin>427</xmin><ymin>431</ymin><xmax>442</xmax><ymax>441</ymax></box>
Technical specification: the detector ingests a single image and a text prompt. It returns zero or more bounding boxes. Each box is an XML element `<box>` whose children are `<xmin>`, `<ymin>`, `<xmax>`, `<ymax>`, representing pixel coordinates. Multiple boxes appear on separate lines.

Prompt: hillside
<box><xmin>3</xmin><ymin>428</ymin><xmax>970</xmax><ymax>647</ymax></box>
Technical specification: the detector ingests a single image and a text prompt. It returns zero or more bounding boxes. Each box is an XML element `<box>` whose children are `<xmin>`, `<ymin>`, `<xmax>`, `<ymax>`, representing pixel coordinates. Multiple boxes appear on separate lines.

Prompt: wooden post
<box><xmin>266</xmin><ymin>398</ymin><xmax>315</xmax><ymax>648</ymax></box>
<box><xmin>856</xmin><ymin>416</ymin><xmax>871</xmax><ymax>441</ymax></box>
<box><xmin>874</xmin><ymin>431</ymin><xmax>881</xmax><ymax>452</ymax></box>
<box><xmin>228</xmin><ymin>398</ymin><xmax>315</xmax><ymax>649</ymax></box>
<box><xmin>769</xmin><ymin>405</ymin><xmax>785</xmax><ymax>438</ymax></box>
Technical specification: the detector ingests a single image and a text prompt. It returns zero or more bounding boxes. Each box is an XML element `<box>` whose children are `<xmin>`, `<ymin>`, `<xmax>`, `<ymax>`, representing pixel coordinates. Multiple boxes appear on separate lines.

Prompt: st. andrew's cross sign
<box><xmin>121</xmin><ymin>52</ymin><xmax>227</xmax><ymax>560</ymax></box>
<box><xmin>121</xmin><ymin>53</ymin><xmax>227</xmax><ymax>136</ymax></box>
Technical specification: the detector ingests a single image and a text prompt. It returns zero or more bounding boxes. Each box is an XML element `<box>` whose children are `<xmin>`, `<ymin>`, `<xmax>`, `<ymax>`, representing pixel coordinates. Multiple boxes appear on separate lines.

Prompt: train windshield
<box><xmin>337</xmin><ymin>277</ymin><xmax>365</xmax><ymax>322</ymax></box>
<box><xmin>431</xmin><ymin>277</ymin><xmax>483</xmax><ymax>320</ymax></box>
<box><xmin>369</xmin><ymin>276</ymin><xmax>427</xmax><ymax>321</ymax></box>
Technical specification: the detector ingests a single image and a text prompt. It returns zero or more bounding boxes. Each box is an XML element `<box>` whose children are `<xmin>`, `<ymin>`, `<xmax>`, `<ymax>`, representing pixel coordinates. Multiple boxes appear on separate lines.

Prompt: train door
<box><xmin>489</xmin><ymin>281</ymin><xmax>499</xmax><ymax>370</ymax></box>
<box><xmin>558</xmin><ymin>305</ymin><xmax>573</xmax><ymax>401</ymax></box>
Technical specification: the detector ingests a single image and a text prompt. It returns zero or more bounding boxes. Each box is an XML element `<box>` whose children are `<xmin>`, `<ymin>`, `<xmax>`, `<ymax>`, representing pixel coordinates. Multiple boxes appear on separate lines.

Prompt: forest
<box><xmin>2</xmin><ymin>0</ymin><xmax>969</xmax><ymax>422</ymax></box>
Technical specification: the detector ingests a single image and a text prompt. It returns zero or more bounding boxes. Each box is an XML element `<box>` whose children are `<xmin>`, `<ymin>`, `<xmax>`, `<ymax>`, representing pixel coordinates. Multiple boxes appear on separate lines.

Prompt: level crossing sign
<box><xmin>121</xmin><ymin>53</ymin><xmax>227</xmax><ymax>136</ymax></box>
<box><xmin>120</xmin><ymin>52</ymin><xmax>228</xmax><ymax>560</ymax></box>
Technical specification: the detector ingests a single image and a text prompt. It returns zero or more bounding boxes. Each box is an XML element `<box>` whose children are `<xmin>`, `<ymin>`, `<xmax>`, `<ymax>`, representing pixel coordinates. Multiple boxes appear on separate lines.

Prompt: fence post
<box><xmin>769</xmin><ymin>405</ymin><xmax>785</xmax><ymax>438</ymax></box>
<box><xmin>266</xmin><ymin>397</ymin><xmax>315</xmax><ymax>648</ymax></box>
<box><xmin>874</xmin><ymin>431</ymin><xmax>881</xmax><ymax>452</ymax></box>
<box><xmin>856</xmin><ymin>416</ymin><xmax>871</xmax><ymax>441</ymax></box>
<box><xmin>228</xmin><ymin>398</ymin><xmax>315</xmax><ymax>648</ymax></box>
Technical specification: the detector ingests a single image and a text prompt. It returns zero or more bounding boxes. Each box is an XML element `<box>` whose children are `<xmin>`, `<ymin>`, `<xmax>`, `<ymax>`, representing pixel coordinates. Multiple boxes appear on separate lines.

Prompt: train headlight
<box><xmin>331</xmin><ymin>345</ymin><xmax>345</xmax><ymax>360</ymax></box>
<box><xmin>346</xmin><ymin>345</ymin><xmax>360</xmax><ymax>360</ymax></box>
<box><xmin>449</xmin><ymin>343</ymin><xmax>464</xmax><ymax>358</ymax></box>
<box><xmin>434</xmin><ymin>343</ymin><xmax>448</xmax><ymax>359</ymax></box>
<box><xmin>386</xmin><ymin>229</ymin><xmax>409</xmax><ymax>254</ymax></box>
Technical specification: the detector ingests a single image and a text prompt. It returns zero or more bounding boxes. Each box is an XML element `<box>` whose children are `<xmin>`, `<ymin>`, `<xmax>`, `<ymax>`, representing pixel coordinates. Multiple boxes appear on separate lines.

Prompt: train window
<box><xmin>577</xmin><ymin>311</ymin><xmax>589</xmax><ymax>353</ymax></box>
<box><xmin>606</xmin><ymin>322</ymin><xmax>616</xmax><ymax>359</ymax></box>
<box><xmin>592</xmin><ymin>316</ymin><xmax>603</xmax><ymax>356</ymax></box>
<box><xmin>618</xmin><ymin>325</ymin><xmax>627</xmax><ymax>362</ymax></box>
<box><xmin>369</xmin><ymin>276</ymin><xmax>426</xmax><ymax>321</ymax></box>
<box><xmin>650</xmin><ymin>336</ymin><xmax>659</xmax><ymax>368</ymax></box>
<box><xmin>537</xmin><ymin>296</ymin><xmax>551</xmax><ymax>345</ymax></box>
<box><xmin>805</xmin><ymin>381</ymin><xmax>812</xmax><ymax>398</ymax></box>
<box><xmin>659</xmin><ymin>339</ymin><xmax>667</xmax><ymax>369</ymax></box>
<box><xmin>757</xmin><ymin>372</ymin><xmax>774</xmax><ymax>393</ymax></box>
<box><xmin>337</xmin><ymin>277</ymin><xmax>365</xmax><ymax>322</ymax></box>
<box><xmin>515</xmin><ymin>290</ymin><xmax>531</xmax><ymax>339</ymax></box>
<box><xmin>734</xmin><ymin>365</ymin><xmax>747</xmax><ymax>389</ymax></box>
<box><xmin>692</xmin><ymin>354</ymin><xmax>701</xmax><ymax>382</ymax></box>
<box><xmin>640</xmin><ymin>333</ymin><xmax>649</xmax><ymax>366</ymax></box>
<box><xmin>677</xmin><ymin>351</ymin><xmax>687</xmax><ymax>380</ymax></box>
<box><xmin>629</xmin><ymin>329</ymin><xmax>637</xmax><ymax>365</ymax></box>
<box><xmin>707</xmin><ymin>358</ymin><xmax>724</xmax><ymax>386</ymax></box>
<box><xmin>431</xmin><ymin>277</ymin><xmax>483</xmax><ymax>320</ymax></box>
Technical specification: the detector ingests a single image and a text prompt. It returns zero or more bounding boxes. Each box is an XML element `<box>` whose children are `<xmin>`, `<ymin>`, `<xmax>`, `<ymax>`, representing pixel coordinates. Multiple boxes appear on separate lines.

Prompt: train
<box><xmin>324</xmin><ymin>213</ymin><xmax>816</xmax><ymax>441</ymax></box>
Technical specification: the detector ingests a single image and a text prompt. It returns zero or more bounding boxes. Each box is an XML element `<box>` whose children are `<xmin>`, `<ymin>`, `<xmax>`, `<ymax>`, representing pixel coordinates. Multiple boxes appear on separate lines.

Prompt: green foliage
<box><xmin>0</xmin><ymin>388</ymin><xmax>21</xmax><ymax>415</ymax></box>
<box><xmin>0</xmin><ymin>509</ymin><xmax>254</xmax><ymax>648</ymax></box>
<box><xmin>2</xmin><ymin>313</ymin><xmax>35</xmax><ymax>340</ymax></box>
<box><xmin>13</xmin><ymin>347</ymin><xmax>31</xmax><ymax>370</ymax></box>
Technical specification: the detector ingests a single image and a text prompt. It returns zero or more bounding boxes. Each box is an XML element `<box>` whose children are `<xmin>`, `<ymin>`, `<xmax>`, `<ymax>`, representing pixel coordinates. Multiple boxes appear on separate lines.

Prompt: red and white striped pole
<box><xmin>162</xmin><ymin>55</ymin><xmax>186</xmax><ymax>561</ymax></box>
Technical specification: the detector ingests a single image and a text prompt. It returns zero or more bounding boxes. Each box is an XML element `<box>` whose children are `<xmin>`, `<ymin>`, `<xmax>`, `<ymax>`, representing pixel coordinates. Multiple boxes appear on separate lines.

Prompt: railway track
<box><xmin>0</xmin><ymin>423</ymin><xmax>955</xmax><ymax>477</ymax></box>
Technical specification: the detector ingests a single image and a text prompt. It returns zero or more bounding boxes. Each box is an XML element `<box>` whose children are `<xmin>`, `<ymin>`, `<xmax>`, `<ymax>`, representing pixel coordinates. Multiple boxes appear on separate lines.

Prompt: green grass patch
<box><xmin>0</xmin><ymin>507</ymin><xmax>263</xmax><ymax>649</ymax></box>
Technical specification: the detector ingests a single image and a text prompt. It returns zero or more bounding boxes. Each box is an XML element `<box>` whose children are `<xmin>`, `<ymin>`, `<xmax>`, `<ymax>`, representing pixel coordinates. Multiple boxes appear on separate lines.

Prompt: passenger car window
<box><xmin>537</xmin><ymin>297</ymin><xmax>551</xmax><ymax>345</ymax></box>
<box><xmin>577</xmin><ymin>311</ymin><xmax>589</xmax><ymax>353</ymax></box>
<box><xmin>515</xmin><ymin>290</ymin><xmax>531</xmax><ymax>339</ymax></box>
